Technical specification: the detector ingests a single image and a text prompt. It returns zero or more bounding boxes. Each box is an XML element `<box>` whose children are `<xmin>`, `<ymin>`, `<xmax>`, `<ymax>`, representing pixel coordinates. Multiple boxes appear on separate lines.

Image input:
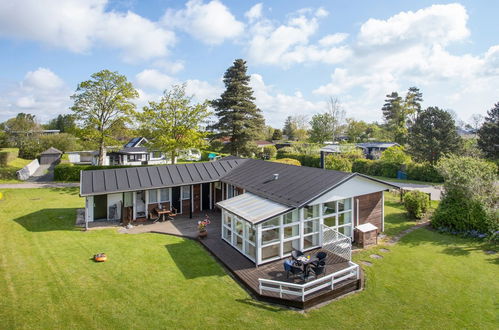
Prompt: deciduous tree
<box><xmin>71</xmin><ymin>70</ymin><xmax>138</xmax><ymax>165</ymax></box>
<box><xmin>138</xmin><ymin>84</ymin><xmax>210</xmax><ymax>164</ymax></box>
<box><xmin>477</xmin><ymin>103</ymin><xmax>499</xmax><ymax>159</ymax></box>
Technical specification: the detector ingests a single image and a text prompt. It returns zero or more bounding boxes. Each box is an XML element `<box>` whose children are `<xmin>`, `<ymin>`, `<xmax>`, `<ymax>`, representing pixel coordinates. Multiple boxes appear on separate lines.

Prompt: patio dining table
<box><xmin>296</xmin><ymin>255</ymin><xmax>319</xmax><ymax>280</ymax></box>
<box><xmin>154</xmin><ymin>208</ymin><xmax>172</xmax><ymax>222</ymax></box>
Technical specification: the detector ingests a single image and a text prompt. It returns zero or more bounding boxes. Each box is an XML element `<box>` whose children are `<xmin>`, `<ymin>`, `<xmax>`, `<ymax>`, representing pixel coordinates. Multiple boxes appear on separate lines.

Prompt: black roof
<box><xmin>41</xmin><ymin>147</ymin><xmax>62</xmax><ymax>155</ymax></box>
<box><xmin>220</xmin><ymin>159</ymin><xmax>353</xmax><ymax>207</ymax></box>
<box><xmin>80</xmin><ymin>158</ymin><xmax>248</xmax><ymax>196</ymax></box>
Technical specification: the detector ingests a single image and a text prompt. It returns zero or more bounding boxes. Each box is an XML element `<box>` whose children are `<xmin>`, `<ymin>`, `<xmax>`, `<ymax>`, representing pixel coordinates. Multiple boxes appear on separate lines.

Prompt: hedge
<box><xmin>406</xmin><ymin>162</ymin><xmax>443</xmax><ymax>183</ymax></box>
<box><xmin>276</xmin><ymin>152</ymin><xmax>321</xmax><ymax>168</ymax></box>
<box><xmin>272</xmin><ymin>158</ymin><xmax>301</xmax><ymax>166</ymax></box>
<box><xmin>0</xmin><ymin>148</ymin><xmax>19</xmax><ymax>166</ymax></box>
<box><xmin>0</xmin><ymin>167</ymin><xmax>18</xmax><ymax>180</ymax></box>
<box><xmin>351</xmin><ymin>158</ymin><xmax>444</xmax><ymax>182</ymax></box>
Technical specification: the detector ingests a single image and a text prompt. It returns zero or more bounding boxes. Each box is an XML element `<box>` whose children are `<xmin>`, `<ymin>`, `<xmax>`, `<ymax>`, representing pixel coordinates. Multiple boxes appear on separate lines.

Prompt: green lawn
<box><xmin>0</xmin><ymin>188</ymin><xmax>497</xmax><ymax>329</ymax></box>
<box><xmin>0</xmin><ymin>148</ymin><xmax>33</xmax><ymax>184</ymax></box>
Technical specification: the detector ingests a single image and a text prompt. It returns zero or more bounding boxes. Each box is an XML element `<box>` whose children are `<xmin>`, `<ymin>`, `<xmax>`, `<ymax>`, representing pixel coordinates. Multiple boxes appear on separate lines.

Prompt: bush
<box><xmin>379</xmin><ymin>161</ymin><xmax>400</xmax><ymax>178</ymax></box>
<box><xmin>403</xmin><ymin>190</ymin><xmax>430</xmax><ymax>219</ymax></box>
<box><xmin>272</xmin><ymin>158</ymin><xmax>301</xmax><ymax>166</ymax></box>
<box><xmin>380</xmin><ymin>145</ymin><xmax>411</xmax><ymax>164</ymax></box>
<box><xmin>0</xmin><ymin>167</ymin><xmax>18</xmax><ymax>180</ymax></box>
<box><xmin>325</xmin><ymin>155</ymin><xmax>352</xmax><ymax>172</ymax></box>
<box><xmin>352</xmin><ymin>158</ymin><xmax>373</xmax><ymax>174</ymax></box>
<box><xmin>258</xmin><ymin>145</ymin><xmax>277</xmax><ymax>160</ymax></box>
<box><xmin>0</xmin><ymin>148</ymin><xmax>18</xmax><ymax>166</ymax></box>
<box><xmin>407</xmin><ymin>162</ymin><xmax>443</xmax><ymax>183</ymax></box>
<box><xmin>276</xmin><ymin>152</ymin><xmax>321</xmax><ymax>168</ymax></box>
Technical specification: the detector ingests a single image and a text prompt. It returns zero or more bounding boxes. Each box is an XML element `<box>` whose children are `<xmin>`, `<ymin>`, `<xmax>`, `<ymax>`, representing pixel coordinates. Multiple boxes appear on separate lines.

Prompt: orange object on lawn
<box><xmin>94</xmin><ymin>253</ymin><xmax>107</xmax><ymax>262</ymax></box>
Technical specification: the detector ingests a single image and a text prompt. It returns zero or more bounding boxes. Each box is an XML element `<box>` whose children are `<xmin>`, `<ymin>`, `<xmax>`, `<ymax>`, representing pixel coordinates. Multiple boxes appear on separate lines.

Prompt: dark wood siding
<box><xmin>355</xmin><ymin>191</ymin><xmax>383</xmax><ymax>232</ymax></box>
<box><xmin>193</xmin><ymin>184</ymin><xmax>201</xmax><ymax>213</ymax></box>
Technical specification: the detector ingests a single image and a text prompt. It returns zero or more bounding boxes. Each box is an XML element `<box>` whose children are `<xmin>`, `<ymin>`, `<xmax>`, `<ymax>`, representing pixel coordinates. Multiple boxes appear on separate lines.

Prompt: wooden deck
<box><xmin>123</xmin><ymin>210</ymin><xmax>362</xmax><ymax>309</ymax></box>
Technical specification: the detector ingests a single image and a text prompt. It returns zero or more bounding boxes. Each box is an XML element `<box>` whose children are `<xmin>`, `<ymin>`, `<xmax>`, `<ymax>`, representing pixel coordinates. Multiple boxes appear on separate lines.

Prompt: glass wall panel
<box><xmin>303</xmin><ymin>233</ymin><xmax>319</xmax><ymax>249</ymax></box>
<box><xmin>338</xmin><ymin>198</ymin><xmax>351</xmax><ymax>212</ymax></box>
<box><xmin>323</xmin><ymin>215</ymin><xmax>336</xmax><ymax>227</ymax></box>
<box><xmin>235</xmin><ymin>234</ymin><xmax>243</xmax><ymax>250</ymax></box>
<box><xmin>262</xmin><ymin>228</ymin><xmax>280</xmax><ymax>244</ymax></box>
<box><xmin>304</xmin><ymin>219</ymin><xmax>320</xmax><ymax>234</ymax></box>
<box><xmin>305</xmin><ymin>205</ymin><xmax>320</xmax><ymax>219</ymax></box>
<box><xmin>235</xmin><ymin>218</ymin><xmax>244</xmax><ymax>236</ymax></box>
<box><xmin>245</xmin><ymin>223</ymin><xmax>255</xmax><ymax>243</ymax></box>
<box><xmin>338</xmin><ymin>225</ymin><xmax>352</xmax><ymax>237</ymax></box>
<box><xmin>245</xmin><ymin>243</ymin><xmax>256</xmax><ymax>260</ymax></box>
<box><xmin>223</xmin><ymin>213</ymin><xmax>232</xmax><ymax>226</ymax></box>
<box><xmin>284</xmin><ymin>224</ymin><xmax>299</xmax><ymax>239</ymax></box>
<box><xmin>323</xmin><ymin>201</ymin><xmax>336</xmax><ymax>215</ymax></box>
<box><xmin>283</xmin><ymin>209</ymin><xmax>299</xmax><ymax>224</ymax></box>
<box><xmin>261</xmin><ymin>216</ymin><xmax>280</xmax><ymax>228</ymax></box>
<box><xmin>338</xmin><ymin>212</ymin><xmax>352</xmax><ymax>226</ymax></box>
<box><xmin>262</xmin><ymin>244</ymin><xmax>279</xmax><ymax>261</ymax></box>
<box><xmin>283</xmin><ymin>238</ymin><xmax>300</xmax><ymax>255</ymax></box>
<box><xmin>223</xmin><ymin>226</ymin><xmax>232</xmax><ymax>242</ymax></box>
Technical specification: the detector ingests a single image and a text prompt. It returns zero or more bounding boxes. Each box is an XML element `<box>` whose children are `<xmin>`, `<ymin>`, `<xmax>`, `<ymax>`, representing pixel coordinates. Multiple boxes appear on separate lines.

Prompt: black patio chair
<box><xmin>291</xmin><ymin>250</ymin><xmax>304</xmax><ymax>261</ymax></box>
<box><xmin>310</xmin><ymin>260</ymin><xmax>326</xmax><ymax>277</ymax></box>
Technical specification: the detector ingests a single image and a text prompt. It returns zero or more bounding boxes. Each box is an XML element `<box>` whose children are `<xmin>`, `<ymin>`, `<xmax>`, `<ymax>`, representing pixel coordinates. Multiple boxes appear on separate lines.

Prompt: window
<box><xmin>323</xmin><ymin>201</ymin><xmax>336</xmax><ymax>215</ymax></box>
<box><xmin>224</xmin><ymin>213</ymin><xmax>232</xmax><ymax>226</ymax></box>
<box><xmin>223</xmin><ymin>226</ymin><xmax>232</xmax><ymax>242</ymax></box>
<box><xmin>283</xmin><ymin>209</ymin><xmax>299</xmax><ymax>224</ymax></box>
<box><xmin>303</xmin><ymin>233</ymin><xmax>319</xmax><ymax>249</ymax></box>
<box><xmin>235</xmin><ymin>218</ymin><xmax>244</xmax><ymax>236</ymax></box>
<box><xmin>245</xmin><ymin>222</ymin><xmax>255</xmax><ymax>243</ymax></box>
<box><xmin>338</xmin><ymin>226</ymin><xmax>352</xmax><ymax>237</ymax></box>
<box><xmin>284</xmin><ymin>224</ymin><xmax>299</xmax><ymax>239</ymax></box>
<box><xmin>160</xmin><ymin>188</ymin><xmax>169</xmax><ymax>202</ymax></box>
<box><xmin>123</xmin><ymin>192</ymin><xmax>133</xmax><ymax>207</ymax></box>
<box><xmin>148</xmin><ymin>189</ymin><xmax>158</xmax><ymax>203</ymax></box>
<box><xmin>262</xmin><ymin>244</ymin><xmax>279</xmax><ymax>261</ymax></box>
<box><xmin>338</xmin><ymin>212</ymin><xmax>351</xmax><ymax>226</ymax></box>
<box><xmin>305</xmin><ymin>204</ymin><xmax>320</xmax><ymax>219</ymax></box>
<box><xmin>338</xmin><ymin>198</ymin><xmax>351</xmax><ymax>212</ymax></box>
<box><xmin>283</xmin><ymin>238</ymin><xmax>300</xmax><ymax>255</ymax></box>
<box><xmin>261</xmin><ymin>216</ymin><xmax>280</xmax><ymax>229</ymax></box>
<box><xmin>181</xmin><ymin>186</ymin><xmax>190</xmax><ymax>200</ymax></box>
<box><xmin>323</xmin><ymin>215</ymin><xmax>336</xmax><ymax>227</ymax></box>
<box><xmin>245</xmin><ymin>243</ymin><xmax>256</xmax><ymax>260</ymax></box>
<box><xmin>262</xmin><ymin>227</ymin><xmax>280</xmax><ymax>245</ymax></box>
<box><xmin>304</xmin><ymin>219</ymin><xmax>319</xmax><ymax>234</ymax></box>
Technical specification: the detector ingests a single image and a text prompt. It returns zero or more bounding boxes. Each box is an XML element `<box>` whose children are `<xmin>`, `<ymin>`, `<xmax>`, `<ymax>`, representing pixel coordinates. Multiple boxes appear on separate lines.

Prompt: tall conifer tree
<box><xmin>211</xmin><ymin>59</ymin><xmax>265</xmax><ymax>156</ymax></box>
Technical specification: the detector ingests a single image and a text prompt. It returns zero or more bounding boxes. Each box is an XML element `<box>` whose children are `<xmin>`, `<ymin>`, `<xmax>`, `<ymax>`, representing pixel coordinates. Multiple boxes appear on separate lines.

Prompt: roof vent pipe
<box><xmin>273</xmin><ymin>173</ymin><xmax>279</xmax><ymax>180</ymax></box>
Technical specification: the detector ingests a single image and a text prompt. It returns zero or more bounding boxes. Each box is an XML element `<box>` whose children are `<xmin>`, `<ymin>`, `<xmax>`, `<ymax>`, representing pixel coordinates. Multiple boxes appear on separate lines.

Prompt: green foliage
<box><xmin>432</xmin><ymin>155</ymin><xmax>499</xmax><ymax>234</ymax></box>
<box><xmin>0</xmin><ymin>148</ymin><xmax>18</xmax><ymax>166</ymax></box>
<box><xmin>406</xmin><ymin>162</ymin><xmax>444</xmax><ymax>182</ymax></box>
<box><xmin>71</xmin><ymin>69</ymin><xmax>139</xmax><ymax>165</ymax></box>
<box><xmin>210</xmin><ymin>59</ymin><xmax>265</xmax><ymax>156</ymax></box>
<box><xmin>381</xmin><ymin>145</ymin><xmax>411</xmax><ymax>164</ymax></box>
<box><xmin>138</xmin><ymin>84</ymin><xmax>210</xmax><ymax>164</ymax></box>
<box><xmin>275</xmin><ymin>152</ymin><xmax>321</xmax><ymax>168</ymax></box>
<box><xmin>45</xmin><ymin>114</ymin><xmax>77</xmax><ymax>133</ymax></box>
<box><xmin>38</xmin><ymin>133</ymin><xmax>82</xmax><ymax>152</ymax></box>
<box><xmin>351</xmin><ymin>159</ymin><xmax>399</xmax><ymax>177</ymax></box>
<box><xmin>403</xmin><ymin>190</ymin><xmax>430</xmax><ymax>219</ymax></box>
<box><xmin>258</xmin><ymin>145</ymin><xmax>277</xmax><ymax>159</ymax></box>
<box><xmin>325</xmin><ymin>155</ymin><xmax>352</xmax><ymax>172</ymax></box>
<box><xmin>271</xmin><ymin>128</ymin><xmax>282</xmax><ymax>140</ymax></box>
<box><xmin>345</xmin><ymin>118</ymin><xmax>369</xmax><ymax>142</ymax></box>
<box><xmin>309</xmin><ymin>113</ymin><xmax>336</xmax><ymax>143</ymax></box>
<box><xmin>271</xmin><ymin>158</ymin><xmax>301</xmax><ymax>166</ymax></box>
<box><xmin>54</xmin><ymin>164</ymin><xmax>154</xmax><ymax>181</ymax></box>
<box><xmin>477</xmin><ymin>102</ymin><xmax>499</xmax><ymax>159</ymax></box>
<box><xmin>382</xmin><ymin>92</ymin><xmax>407</xmax><ymax>144</ymax></box>
<box><xmin>408</xmin><ymin>107</ymin><xmax>461</xmax><ymax>164</ymax></box>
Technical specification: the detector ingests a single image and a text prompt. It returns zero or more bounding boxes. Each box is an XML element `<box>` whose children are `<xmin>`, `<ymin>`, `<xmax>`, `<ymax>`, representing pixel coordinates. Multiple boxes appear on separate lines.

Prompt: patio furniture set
<box><xmin>284</xmin><ymin>250</ymin><xmax>327</xmax><ymax>281</ymax></box>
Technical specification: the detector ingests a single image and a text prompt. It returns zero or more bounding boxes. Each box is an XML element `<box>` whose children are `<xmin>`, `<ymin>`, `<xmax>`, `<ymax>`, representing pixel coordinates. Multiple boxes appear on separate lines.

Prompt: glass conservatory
<box><xmin>218</xmin><ymin>193</ymin><xmax>354</xmax><ymax>265</ymax></box>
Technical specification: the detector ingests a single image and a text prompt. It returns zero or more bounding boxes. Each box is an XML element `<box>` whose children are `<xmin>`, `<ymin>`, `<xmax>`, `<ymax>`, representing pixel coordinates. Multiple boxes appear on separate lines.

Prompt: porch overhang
<box><xmin>216</xmin><ymin>193</ymin><xmax>292</xmax><ymax>224</ymax></box>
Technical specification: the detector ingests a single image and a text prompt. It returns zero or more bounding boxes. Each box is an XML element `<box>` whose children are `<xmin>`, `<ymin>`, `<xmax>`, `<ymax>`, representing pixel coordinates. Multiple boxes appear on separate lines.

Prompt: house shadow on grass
<box><xmin>398</xmin><ymin>227</ymin><xmax>499</xmax><ymax>265</ymax></box>
<box><xmin>164</xmin><ymin>240</ymin><xmax>226</xmax><ymax>280</ymax></box>
<box><xmin>14</xmin><ymin>208</ymin><xmax>80</xmax><ymax>232</ymax></box>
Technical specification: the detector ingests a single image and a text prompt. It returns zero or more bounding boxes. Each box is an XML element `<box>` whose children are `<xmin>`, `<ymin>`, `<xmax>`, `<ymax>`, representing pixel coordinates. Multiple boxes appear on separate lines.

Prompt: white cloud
<box><xmin>313</xmin><ymin>3</ymin><xmax>499</xmax><ymax>122</ymax></box>
<box><xmin>245</xmin><ymin>3</ymin><xmax>263</xmax><ymax>22</ymax></box>
<box><xmin>0</xmin><ymin>68</ymin><xmax>72</xmax><ymax>122</ymax></box>
<box><xmin>246</xmin><ymin>6</ymin><xmax>350</xmax><ymax>66</ymax></box>
<box><xmin>163</xmin><ymin>0</ymin><xmax>244</xmax><ymax>45</ymax></box>
<box><xmin>250</xmin><ymin>74</ymin><xmax>326</xmax><ymax>127</ymax></box>
<box><xmin>0</xmin><ymin>0</ymin><xmax>175</xmax><ymax>62</ymax></box>
<box><xmin>152</xmin><ymin>60</ymin><xmax>185</xmax><ymax>74</ymax></box>
<box><xmin>135</xmin><ymin>69</ymin><xmax>176</xmax><ymax>91</ymax></box>
<box><xmin>185</xmin><ymin>79</ymin><xmax>223</xmax><ymax>101</ymax></box>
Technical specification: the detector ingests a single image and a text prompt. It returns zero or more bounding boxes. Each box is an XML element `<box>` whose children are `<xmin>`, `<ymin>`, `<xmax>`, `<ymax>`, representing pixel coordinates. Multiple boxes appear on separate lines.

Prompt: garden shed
<box><xmin>39</xmin><ymin>147</ymin><xmax>62</xmax><ymax>165</ymax></box>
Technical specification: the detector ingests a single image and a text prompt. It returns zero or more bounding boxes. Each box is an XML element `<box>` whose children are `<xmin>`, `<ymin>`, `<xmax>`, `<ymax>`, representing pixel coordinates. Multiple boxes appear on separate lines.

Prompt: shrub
<box><xmin>406</xmin><ymin>162</ymin><xmax>443</xmax><ymax>183</ymax></box>
<box><xmin>380</xmin><ymin>145</ymin><xmax>411</xmax><ymax>164</ymax></box>
<box><xmin>276</xmin><ymin>152</ymin><xmax>321</xmax><ymax>168</ymax></box>
<box><xmin>0</xmin><ymin>148</ymin><xmax>18</xmax><ymax>166</ymax></box>
<box><xmin>272</xmin><ymin>158</ymin><xmax>301</xmax><ymax>166</ymax></box>
<box><xmin>352</xmin><ymin>158</ymin><xmax>373</xmax><ymax>174</ymax></box>
<box><xmin>325</xmin><ymin>155</ymin><xmax>352</xmax><ymax>172</ymax></box>
<box><xmin>259</xmin><ymin>145</ymin><xmax>277</xmax><ymax>159</ymax></box>
<box><xmin>403</xmin><ymin>190</ymin><xmax>430</xmax><ymax>219</ymax></box>
<box><xmin>379</xmin><ymin>161</ymin><xmax>400</xmax><ymax>178</ymax></box>
<box><xmin>0</xmin><ymin>167</ymin><xmax>18</xmax><ymax>180</ymax></box>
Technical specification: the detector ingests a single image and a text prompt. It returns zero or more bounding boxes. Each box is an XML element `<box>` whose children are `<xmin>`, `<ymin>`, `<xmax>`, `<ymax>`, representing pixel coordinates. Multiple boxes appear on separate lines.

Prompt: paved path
<box><xmin>0</xmin><ymin>182</ymin><xmax>79</xmax><ymax>189</ymax></box>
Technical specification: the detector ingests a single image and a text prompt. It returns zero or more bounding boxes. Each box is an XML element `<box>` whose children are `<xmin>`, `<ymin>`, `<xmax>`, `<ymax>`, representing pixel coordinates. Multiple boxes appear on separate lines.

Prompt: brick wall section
<box><xmin>354</xmin><ymin>191</ymin><xmax>383</xmax><ymax>232</ymax></box>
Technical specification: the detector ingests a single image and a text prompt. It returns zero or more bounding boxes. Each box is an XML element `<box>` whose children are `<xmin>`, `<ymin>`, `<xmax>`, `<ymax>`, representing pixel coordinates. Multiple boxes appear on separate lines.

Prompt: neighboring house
<box><xmin>457</xmin><ymin>127</ymin><xmax>476</xmax><ymax>139</ymax></box>
<box><xmin>80</xmin><ymin>157</ymin><xmax>396</xmax><ymax>266</ymax></box>
<box><xmin>107</xmin><ymin>137</ymin><xmax>169</xmax><ymax>166</ymax></box>
<box><xmin>66</xmin><ymin>151</ymin><xmax>95</xmax><ymax>165</ymax></box>
<box><xmin>356</xmin><ymin>142</ymin><xmax>399</xmax><ymax>159</ymax></box>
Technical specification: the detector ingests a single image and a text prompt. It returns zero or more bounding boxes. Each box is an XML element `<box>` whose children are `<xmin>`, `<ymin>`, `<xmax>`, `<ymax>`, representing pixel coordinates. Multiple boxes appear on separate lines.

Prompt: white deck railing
<box><xmin>258</xmin><ymin>262</ymin><xmax>359</xmax><ymax>302</ymax></box>
<box><xmin>321</xmin><ymin>224</ymin><xmax>352</xmax><ymax>261</ymax></box>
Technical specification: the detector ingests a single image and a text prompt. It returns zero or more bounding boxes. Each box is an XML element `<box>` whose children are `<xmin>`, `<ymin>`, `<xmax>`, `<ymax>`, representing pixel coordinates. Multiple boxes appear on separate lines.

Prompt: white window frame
<box><xmin>181</xmin><ymin>185</ymin><xmax>190</xmax><ymax>200</ymax></box>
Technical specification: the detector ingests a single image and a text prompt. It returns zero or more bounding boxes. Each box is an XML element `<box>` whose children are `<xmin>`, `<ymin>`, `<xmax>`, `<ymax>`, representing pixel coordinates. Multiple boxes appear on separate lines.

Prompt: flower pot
<box><xmin>198</xmin><ymin>230</ymin><xmax>208</xmax><ymax>239</ymax></box>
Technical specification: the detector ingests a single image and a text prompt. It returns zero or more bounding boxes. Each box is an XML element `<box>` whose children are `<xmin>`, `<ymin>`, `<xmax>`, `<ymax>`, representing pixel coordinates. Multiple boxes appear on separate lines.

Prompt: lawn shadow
<box><xmin>47</xmin><ymin>187</ymin><xmax>79</xmax><ymax>196</ymax></box>
<box><xmin>398</xmin><ymin>227</ymin><xmax>499</xmax><ymax>265</ymax></box>
<box><xmin>235</xmin><ymin>298</ymin><xmax>284</xmax><ymax>312</ymax></box>
<box><xmin>164</xmin><ymin>240</ymin><xmax>226</xmax><ymax>280</ymax></box>
<box><xmin>13</xmin><ymin>208</ymin><xmax>80</xmax><ymax>232</ymax></box>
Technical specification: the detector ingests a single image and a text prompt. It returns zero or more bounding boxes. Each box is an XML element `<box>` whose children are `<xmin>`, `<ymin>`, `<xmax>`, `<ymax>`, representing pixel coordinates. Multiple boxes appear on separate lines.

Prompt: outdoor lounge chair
<box><xmin>291</xmin><ymin>250</ymin><xmax>304</xmax><ymax>261</ymax></box>
<box><xmin>315</xmin><ymin>251</ymin><xmax>327</xmax><ymax>263</ymax></box>
<box><xmin>166</xmin><ymin>207</ymin><xmax>177</xmax><ymax>220</ymax></box>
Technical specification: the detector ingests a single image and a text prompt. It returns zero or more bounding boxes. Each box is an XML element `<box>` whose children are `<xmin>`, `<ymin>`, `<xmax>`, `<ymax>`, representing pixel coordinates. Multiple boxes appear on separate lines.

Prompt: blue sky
<box><xmin>0</xmin><ymin>0</ymin><xmax>498</xmax><ymax>127</ymax></box>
